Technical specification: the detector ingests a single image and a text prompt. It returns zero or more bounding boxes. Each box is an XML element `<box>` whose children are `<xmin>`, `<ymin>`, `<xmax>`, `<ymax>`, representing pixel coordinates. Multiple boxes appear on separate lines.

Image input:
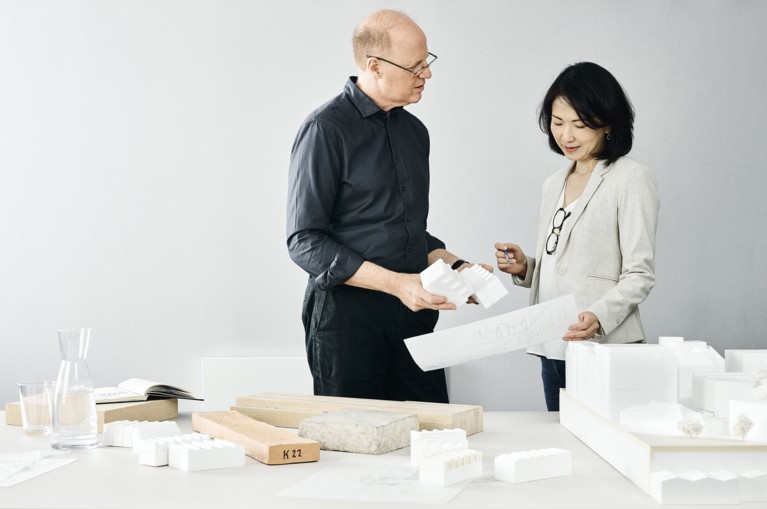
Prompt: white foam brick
<box><xmin>419</xmin><ymin>449</ymin><xmax>483</xmax><ymax>486</ymax></box>
<box><xmin>410</xmin><ymin>429</ymin><xmax>468</xmax><ymax>467</ymax></box>
<box><xmin>136</xmin><ymin>433</ymin><xmax>212</xmax><ymax>467</ymax></box>
<box><xmin>168</xmin><ymin>439</ymin><xmax>245</xmax><ymax>472</ymax></box>
<box><xmin>131</xmin><ymin>421</ymin><xmax>182</xmax><ymax>452</ymax></box>
<box><xmin>650</xmin><ymin>470</ymin><xmax>739</xmax><ymax>505</ymax></box>
<box><xmin>494</xmin><ymin>448</ymin><xmax>572</xmax><ymax>483</ymax></box>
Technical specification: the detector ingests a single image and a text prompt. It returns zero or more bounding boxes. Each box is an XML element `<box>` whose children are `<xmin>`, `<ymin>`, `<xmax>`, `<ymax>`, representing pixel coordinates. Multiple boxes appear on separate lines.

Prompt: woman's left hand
<box><xmin>563</xmin><ymin>311</ymin><xmax>600</xmax><ymax>341</ymax></box>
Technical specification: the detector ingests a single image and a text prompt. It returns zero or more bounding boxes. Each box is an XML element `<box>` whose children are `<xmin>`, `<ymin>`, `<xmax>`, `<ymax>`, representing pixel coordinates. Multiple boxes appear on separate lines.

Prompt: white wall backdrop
<box><xmin>1</xmin><ymin>0</ymin><xmax>765</xmax><ymax>410</ymax></box>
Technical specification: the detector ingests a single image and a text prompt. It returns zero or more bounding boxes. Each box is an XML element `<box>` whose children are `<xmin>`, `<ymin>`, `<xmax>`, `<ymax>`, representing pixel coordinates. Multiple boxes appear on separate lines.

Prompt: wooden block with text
<box><xmin>232</xmin><ymin>393</ymin><xmax>483</xmax><ymax>435</ymax></box>
<box><xmin>192</xmin><ymin>411</ymin><xmax>320</xmax><ymax>465</ymax></box>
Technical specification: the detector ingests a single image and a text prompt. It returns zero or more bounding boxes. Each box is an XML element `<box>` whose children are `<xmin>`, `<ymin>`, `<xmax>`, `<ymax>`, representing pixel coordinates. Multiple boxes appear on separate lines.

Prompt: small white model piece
<box><xmin>136</xmin><ymin>433</ymin><xmax>212</xmax><ymax>467</ymax></box>
<box><xmin>102</xmin><ymin>420</ymin><xmax>147</xmax><ymax>447</ymax></box>
<box><xmin>739</xmin><ymin>470</ymin><xmax>767</xmax><ymax>502</ymax></box>
<box><xmin>458</xmin><ymin>264</ymin><xmax>508</xmax><ymax>309</ymax></box>
<box><xmin>131</xmin><ymin>421</ymin><xmax>182</xmax><ymax>452</ymax></box>
<box><xmin>493</xmin><ymin>448</ymin><xmax>572</xmax><ymax>483</ymax></box>
<box><xmin>730</xmin><ymin>400</ymin><xmax>767</xmax><ymax>442</ymax></box>
<box><xmin>298</xmin><ymin>409</ymin><xmax>419</xmax><ymax>455</ymax></box>
<box><xmin>658</xmin><ymin>336</ymin><xmax>685</xmax><ymax>346</ymax></box>
<box><xmin>725</xmin><ymin>350</ymin><xmax>767</xmax><ymax>373</ymax></box>
<box><xmin>420</xmin><ymin>260</ymin><xmax>473</xmax><ymax>308</ymax></box>
<box><xmin>565</xmin><ymin>342</ymin><xmax>678</xmax><ymax>419</ymax></box>
<box><xmin>419</xmin><ymin>449</ymin><xmax>482</xmax><ymax>486</ymax></box>
<box><xmin>168</xmin><ymin>439</ymin><xmax>245</xmax><ymax>472</ymax></box>
<box><xmin>692</xmin><ymin>373</ymin><xmax>757</xmax><ymax>418</ymax></box>
<box><xmin>420</xmin><ymin>260</ymin><xmax>507</xmax><ymax>309</ymax></box>
<box><xmin>619</xmin><ymin>401</ymin><xmax>703</xmax><ymax>437</ymax></box>
<box><xmin>410</xmin><ymin>429</ymin><xmax>468</xmax><ymax>467</ymax></box>
<box><xmin>650</xmin><ymin>470</ymin><xmax>739</xmax><ymax>505</ymax></box>
<box><xmin>732</xmin><ymin>414</ymin><xmax>755</xmax><ymax>441</ymax></box>
<box><xmin>662</xmin><ymin>340</ymin><xmax>725</xmax><ymax>405</ymax></box>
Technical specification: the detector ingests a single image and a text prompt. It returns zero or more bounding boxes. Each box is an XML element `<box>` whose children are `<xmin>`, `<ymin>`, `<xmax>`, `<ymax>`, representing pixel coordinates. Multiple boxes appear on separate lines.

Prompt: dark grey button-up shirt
<box><xmin>287</xmin><ymin>77</ymin><xmax>445</xmax><ymax>291</ymax></box>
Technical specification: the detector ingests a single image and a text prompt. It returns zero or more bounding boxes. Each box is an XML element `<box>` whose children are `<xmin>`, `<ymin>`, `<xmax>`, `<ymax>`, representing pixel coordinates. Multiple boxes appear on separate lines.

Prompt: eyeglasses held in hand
<box><xmin>545</xmin><ymin>208</ymin><xmax>571</xmax><ymax>255</ymax></box>
<box><xmin>365</xmin><ymin>52</ymin><xmax>438</xmax><ymax>78</ymax></box>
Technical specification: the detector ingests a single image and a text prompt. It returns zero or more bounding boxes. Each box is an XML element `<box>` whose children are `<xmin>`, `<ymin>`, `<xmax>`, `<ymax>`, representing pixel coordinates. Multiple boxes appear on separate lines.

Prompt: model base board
<box><xmin>560</xmin><ymin>389</ymin><xmax>767</xmax><ymax>495</ymax></box>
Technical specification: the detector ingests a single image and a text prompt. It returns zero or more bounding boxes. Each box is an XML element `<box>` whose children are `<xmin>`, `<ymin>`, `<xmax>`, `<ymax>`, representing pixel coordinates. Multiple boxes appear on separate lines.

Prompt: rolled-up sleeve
<box><xmin>286</xmin><ymin>121</ymin><xmax>364</xmax><ymax>290</ymax></box>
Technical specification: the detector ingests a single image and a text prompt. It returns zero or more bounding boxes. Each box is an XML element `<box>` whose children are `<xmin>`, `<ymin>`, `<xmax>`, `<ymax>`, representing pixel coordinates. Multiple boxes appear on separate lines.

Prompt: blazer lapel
<box><xmin>557</xmin><ymin>160</ymin><xmax>610</xmax><ymax>256</ymax></box>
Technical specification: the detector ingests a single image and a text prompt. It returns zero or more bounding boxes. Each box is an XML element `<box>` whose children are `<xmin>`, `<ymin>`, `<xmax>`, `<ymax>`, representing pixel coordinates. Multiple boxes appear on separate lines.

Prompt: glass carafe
<box><xmin>51</xmin><ymin>328</ymin><xmax>98</xmax><ymax>449</ymax></box>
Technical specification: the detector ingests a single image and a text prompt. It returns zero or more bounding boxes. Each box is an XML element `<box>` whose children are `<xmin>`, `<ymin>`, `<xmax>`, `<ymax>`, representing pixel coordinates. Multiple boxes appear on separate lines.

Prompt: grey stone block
<box><xmin>298</xmin><ymin>409</ymin><xmax>419</xmax><ymax>455</ymax></box>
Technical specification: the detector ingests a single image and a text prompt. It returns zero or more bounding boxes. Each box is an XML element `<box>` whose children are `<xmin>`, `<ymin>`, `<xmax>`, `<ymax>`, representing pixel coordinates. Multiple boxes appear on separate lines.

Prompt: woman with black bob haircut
<box><xmin>494</xmin><ymin>62</ymin><xmax>660</xmax><ymax>411</ymax></box>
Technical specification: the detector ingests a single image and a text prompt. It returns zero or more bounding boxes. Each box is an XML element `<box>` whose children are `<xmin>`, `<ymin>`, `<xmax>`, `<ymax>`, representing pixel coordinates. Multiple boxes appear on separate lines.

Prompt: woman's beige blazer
<box><xmin>514</xmin><ymin>156</ymin><xmax>660</xmax><ymax>343</ymax></box>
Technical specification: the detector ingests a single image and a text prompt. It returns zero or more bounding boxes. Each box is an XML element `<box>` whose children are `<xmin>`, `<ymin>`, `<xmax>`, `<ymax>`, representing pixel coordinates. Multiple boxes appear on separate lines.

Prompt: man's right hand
<box><xmin>393</xmin><ymin>273</ymin><xmax>456</xmax><ymax>312</ymax></box>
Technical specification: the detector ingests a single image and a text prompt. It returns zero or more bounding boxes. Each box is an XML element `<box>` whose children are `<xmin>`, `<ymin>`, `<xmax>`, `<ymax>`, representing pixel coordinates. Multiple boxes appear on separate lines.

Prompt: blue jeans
<box><xmin>540</xmin><ymin>357</ymin><xmax>566</xmax><ymax>411</ymax></box>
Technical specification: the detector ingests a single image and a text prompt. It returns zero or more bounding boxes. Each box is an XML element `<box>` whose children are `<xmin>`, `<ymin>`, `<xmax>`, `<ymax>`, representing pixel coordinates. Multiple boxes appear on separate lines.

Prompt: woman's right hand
<box><xmin>494</xmin><ymin>242</ymin><xmax>527</xmax><ymax>276</ymax></box>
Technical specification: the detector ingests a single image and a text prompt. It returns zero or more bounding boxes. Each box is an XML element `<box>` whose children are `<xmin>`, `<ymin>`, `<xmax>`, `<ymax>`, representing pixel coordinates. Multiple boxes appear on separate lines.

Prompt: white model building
<box><xmin>660</xmin><ymin>338</ymin><xmax>725</xmax><ymax>405</ymax></box>
<box><xmin>565</xmin><ymin>342</ymin><xmax>678</xmax><ymax>419</ymax></box>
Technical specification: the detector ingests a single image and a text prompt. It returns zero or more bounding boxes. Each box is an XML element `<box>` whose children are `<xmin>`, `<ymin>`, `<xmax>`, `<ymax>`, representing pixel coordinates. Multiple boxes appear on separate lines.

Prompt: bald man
<box><xmin>287</xmin><ymin>10</ymin><xmax>474</xmax><ymax>403</ymax></box>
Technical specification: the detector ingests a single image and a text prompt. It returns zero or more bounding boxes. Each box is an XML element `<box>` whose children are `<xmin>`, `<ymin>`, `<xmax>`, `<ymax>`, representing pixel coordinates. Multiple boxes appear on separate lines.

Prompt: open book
<box><xmin>94</xmin><ymin>378</ymin><xmax>202</xmax><ymax>404</ymax></box>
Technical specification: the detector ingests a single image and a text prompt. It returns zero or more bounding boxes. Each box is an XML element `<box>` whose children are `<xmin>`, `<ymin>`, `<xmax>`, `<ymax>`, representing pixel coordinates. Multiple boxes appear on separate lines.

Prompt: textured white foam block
<box><xmin>137</xmin><ymin>433</ymin><xmax>212</xmax><ymax>467</ymax></box>
<box><xmin>298</xmin><ymin>409</ymin><xmax>419</xmax><ymax>455</ymax></box>
<box><xmin>650</xmin><ymin>470</ymin><xmax>739</xmax><ymax>505</ymax></box>
<box><xmin>459</xmin><ymin>264</ymin><xmax>508</xmax><ymax>309</ymax></box>
<box><xmin>168</xmin><ymin>439</ymin><xmax>245</xmax><ymax>472</ymax></box>
<box><xmin>410</xmin><ymin>429</ymin><xmax>468</xmax><ymax>466</ymax></box>
<box><xmin>419</xmin><ymin>449</ymin><xmax>483</xmax><ymax>486</ymax></box>
<box><xmin>131</xmin><ymin>421</ymin><xmax>181</xmax><ymax>452</ymax></box>
<box><xmin>420</xmin><ymin>260</ymin><xmax>472</xmax><ymax>308</ymax></box>
<box><xmin>102</xmin><ymin>420</ymin><xmax>148</xmax><ymax>447</ymax></box>
<box><xmin>494</xmin><ymin>448</ymin><xmax>572</xmax><ymax>483</ymax></box>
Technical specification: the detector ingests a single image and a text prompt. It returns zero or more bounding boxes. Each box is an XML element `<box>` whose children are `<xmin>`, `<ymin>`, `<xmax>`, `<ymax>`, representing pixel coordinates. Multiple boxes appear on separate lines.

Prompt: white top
<box><xmin>528</xmin><ymin>189</ymin><xmax>578</xmax><ymax>361</ymax></box>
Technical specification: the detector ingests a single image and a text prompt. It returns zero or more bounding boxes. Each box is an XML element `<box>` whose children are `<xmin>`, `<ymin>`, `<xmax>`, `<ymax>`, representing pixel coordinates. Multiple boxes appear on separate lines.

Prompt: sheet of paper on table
<box><xmin>0</xmin><ymin>450</ymin><xmax>76</xmax><ymax>488</ymax></box>
<box><xmin>405</xmin><ymin>294</ymin><xmax>578</xmax><ymax>371</ymax></box>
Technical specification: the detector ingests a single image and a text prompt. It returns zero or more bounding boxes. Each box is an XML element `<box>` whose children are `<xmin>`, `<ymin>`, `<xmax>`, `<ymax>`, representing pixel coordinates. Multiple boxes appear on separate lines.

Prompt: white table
<box><xmin>0</xmin><ymin>411</ymin><xmax>758</xmax><ymax>508</ymax></box>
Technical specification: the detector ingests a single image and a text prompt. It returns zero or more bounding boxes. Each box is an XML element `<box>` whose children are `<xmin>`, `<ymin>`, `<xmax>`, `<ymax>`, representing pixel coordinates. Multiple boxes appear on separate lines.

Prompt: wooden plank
<box><xmin>5</xmin><ymin>399</ymin><xmax>178</xmax><ymax>432</ymax></box>
<box><xmin>233</xmin><ymin>393</ymin><xmax>483</xmax><ymax>435</ymax></box>
<box><xmin>192</xmin><ymin>411</ymin><xmax>320</xmax><ymax>465</ymax></box>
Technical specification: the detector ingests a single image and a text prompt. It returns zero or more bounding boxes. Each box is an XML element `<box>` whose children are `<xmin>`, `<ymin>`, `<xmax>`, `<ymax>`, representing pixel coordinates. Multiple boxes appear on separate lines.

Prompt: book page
<box><xmin>94</xmin><ymin>386</ymin><xmax>146</xmax><ymax>403</ymax></box>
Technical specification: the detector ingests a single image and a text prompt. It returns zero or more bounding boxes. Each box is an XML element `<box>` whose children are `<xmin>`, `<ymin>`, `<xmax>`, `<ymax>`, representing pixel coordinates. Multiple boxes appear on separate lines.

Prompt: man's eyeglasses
<box><xmin>545</xmin><ymin>208</ymin><xmax>572</xmax><ymax>255</ymax></box>
<box><xmin>366</xmin><ymin>52</ymin><xmax>438</xmax><ymax>78</ymax></box>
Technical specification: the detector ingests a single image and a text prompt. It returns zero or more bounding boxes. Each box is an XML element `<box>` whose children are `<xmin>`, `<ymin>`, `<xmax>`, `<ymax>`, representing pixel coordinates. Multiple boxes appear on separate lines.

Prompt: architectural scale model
<box><xmin>420</xmin><ymin>260</ymin><xmax>508</xmax><ymax>309</ymax></box>
<box><xmin>561</xmin><ymin>338</ymin><xmax>767</xmax><ymax>504</ymax></box>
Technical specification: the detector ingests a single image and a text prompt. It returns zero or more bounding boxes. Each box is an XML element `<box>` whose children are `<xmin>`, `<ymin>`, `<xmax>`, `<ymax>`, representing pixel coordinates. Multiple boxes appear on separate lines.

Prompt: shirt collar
<box><xmin>345</xmin><ymin>77</ymin><xmax>403</xmax><ymax>118</ymax></box>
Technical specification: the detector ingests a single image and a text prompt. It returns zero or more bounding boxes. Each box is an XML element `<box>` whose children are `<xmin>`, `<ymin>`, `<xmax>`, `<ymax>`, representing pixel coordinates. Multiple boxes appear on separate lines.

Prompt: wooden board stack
<box><xmin>231</xmin><ymin>393</ymin><xmax>484</xmax><ymax>435</ymax></box>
